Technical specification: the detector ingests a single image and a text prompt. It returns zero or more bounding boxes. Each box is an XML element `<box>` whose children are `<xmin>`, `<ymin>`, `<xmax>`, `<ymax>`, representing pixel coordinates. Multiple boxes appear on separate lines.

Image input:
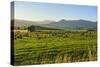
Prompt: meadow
<box><xmin>13</xmin><ymin>29</ymin><xmax>97</xmax><ymax>65</ymax></box>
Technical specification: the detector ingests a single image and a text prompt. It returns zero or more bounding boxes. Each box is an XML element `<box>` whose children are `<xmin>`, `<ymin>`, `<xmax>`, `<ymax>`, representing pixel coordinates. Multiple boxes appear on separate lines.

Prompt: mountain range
<box><xmin>12</xmin><ymin>19</ymin><xmax>97</xmax><ymax>30</ymax></box>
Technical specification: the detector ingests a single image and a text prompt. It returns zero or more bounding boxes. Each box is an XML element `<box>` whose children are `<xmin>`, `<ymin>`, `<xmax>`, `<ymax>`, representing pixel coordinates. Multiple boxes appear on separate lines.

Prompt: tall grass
<box><xmin>13</xmin><ymin>30</ymin><xmax>97</xmax><ymax>65</ymax></box>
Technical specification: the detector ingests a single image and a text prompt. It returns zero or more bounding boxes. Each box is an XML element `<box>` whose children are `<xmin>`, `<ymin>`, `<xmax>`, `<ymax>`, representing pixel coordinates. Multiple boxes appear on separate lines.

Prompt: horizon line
<box><xmin>11</xmin><ymin>18</ymin><xmax>97</xmax><ymax>22</ymax></box>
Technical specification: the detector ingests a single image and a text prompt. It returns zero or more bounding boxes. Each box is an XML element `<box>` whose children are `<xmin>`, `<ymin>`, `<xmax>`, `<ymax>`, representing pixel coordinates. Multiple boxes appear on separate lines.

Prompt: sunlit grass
<box><xmin>13</xmin><ymin>30</ymin><xmax>97</xmax><ymax>65</ymax></box>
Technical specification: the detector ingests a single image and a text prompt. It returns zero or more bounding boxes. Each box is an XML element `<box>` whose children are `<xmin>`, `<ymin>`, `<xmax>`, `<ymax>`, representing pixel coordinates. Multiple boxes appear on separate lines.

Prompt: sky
<box><xmin>13</xmin><ymin>1</ymin><xmax>97</xmax><ymax>22</ymax></box>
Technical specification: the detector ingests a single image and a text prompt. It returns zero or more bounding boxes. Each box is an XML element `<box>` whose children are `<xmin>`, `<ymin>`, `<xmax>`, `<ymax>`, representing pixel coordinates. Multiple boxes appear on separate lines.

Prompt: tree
<box><xmin>28</xmin><ymin>25</ymin><xmax>36</xmax><ymax>32</ymax></box>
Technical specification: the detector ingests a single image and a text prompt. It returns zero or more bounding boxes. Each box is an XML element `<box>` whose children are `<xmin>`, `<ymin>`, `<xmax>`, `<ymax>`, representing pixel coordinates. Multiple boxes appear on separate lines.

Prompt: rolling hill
<box><xmin>42</xmin><ymin>19</ymin><xmax>97</xmax><ymax>29</ymax></box>
<box><xmin>12</xmin><ymin>19</ymin><xmax>39</xmax><ymax>27</ymax></box>
<box><xmin>12</xmin><ymin>19</ymin><xmax>97</xmax><ymax>30</ymax></box>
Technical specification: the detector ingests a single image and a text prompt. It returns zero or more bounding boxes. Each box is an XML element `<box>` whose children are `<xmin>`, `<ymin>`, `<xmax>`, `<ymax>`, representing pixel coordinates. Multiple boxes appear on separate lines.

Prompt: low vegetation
<box><xmin>12</xmin><ymin>26</ymin><xmax>97</xmax><ymax>65</ymax></box>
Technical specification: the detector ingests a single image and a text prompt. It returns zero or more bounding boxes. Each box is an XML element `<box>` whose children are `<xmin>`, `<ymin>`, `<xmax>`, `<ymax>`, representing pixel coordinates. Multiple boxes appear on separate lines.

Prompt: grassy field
<box><xmin>13</xmin><ymin>29</ymin><xmax>97</xmax><ymax>65</ymax></box>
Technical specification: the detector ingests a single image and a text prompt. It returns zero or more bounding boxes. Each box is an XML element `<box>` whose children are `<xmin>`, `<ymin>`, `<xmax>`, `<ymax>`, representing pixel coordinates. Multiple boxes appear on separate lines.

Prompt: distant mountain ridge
<box><xmin>12</xmin><ymin>19</ymin><xmax>97</xmax><ymax>30</ymax></box>
<box><xmin>13</xmin><ymin>19</ymin><xmax>39</xmax><ymax>27</ymax></box>
<box><xmin>42</xmin><ymin>19</ymin><xmax>97</xmax><ymax>29</ymax></box>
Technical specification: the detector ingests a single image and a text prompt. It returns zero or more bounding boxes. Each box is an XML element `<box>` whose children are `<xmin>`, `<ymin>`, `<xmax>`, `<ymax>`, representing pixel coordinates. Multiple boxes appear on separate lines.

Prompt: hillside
<box><xmin>42</xmin><ymin>19</ymin><xmax>97</xmax><ymax>29</ymax></box>
<box><xmin>12</xmin><ymin>19</ymin><xmax>39</xmax><ymax>27</ymax></box>
<box><xmin>12</xmin><ymin>19</ymin><xmax>97</xmax><ymax>30</ymax></box>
